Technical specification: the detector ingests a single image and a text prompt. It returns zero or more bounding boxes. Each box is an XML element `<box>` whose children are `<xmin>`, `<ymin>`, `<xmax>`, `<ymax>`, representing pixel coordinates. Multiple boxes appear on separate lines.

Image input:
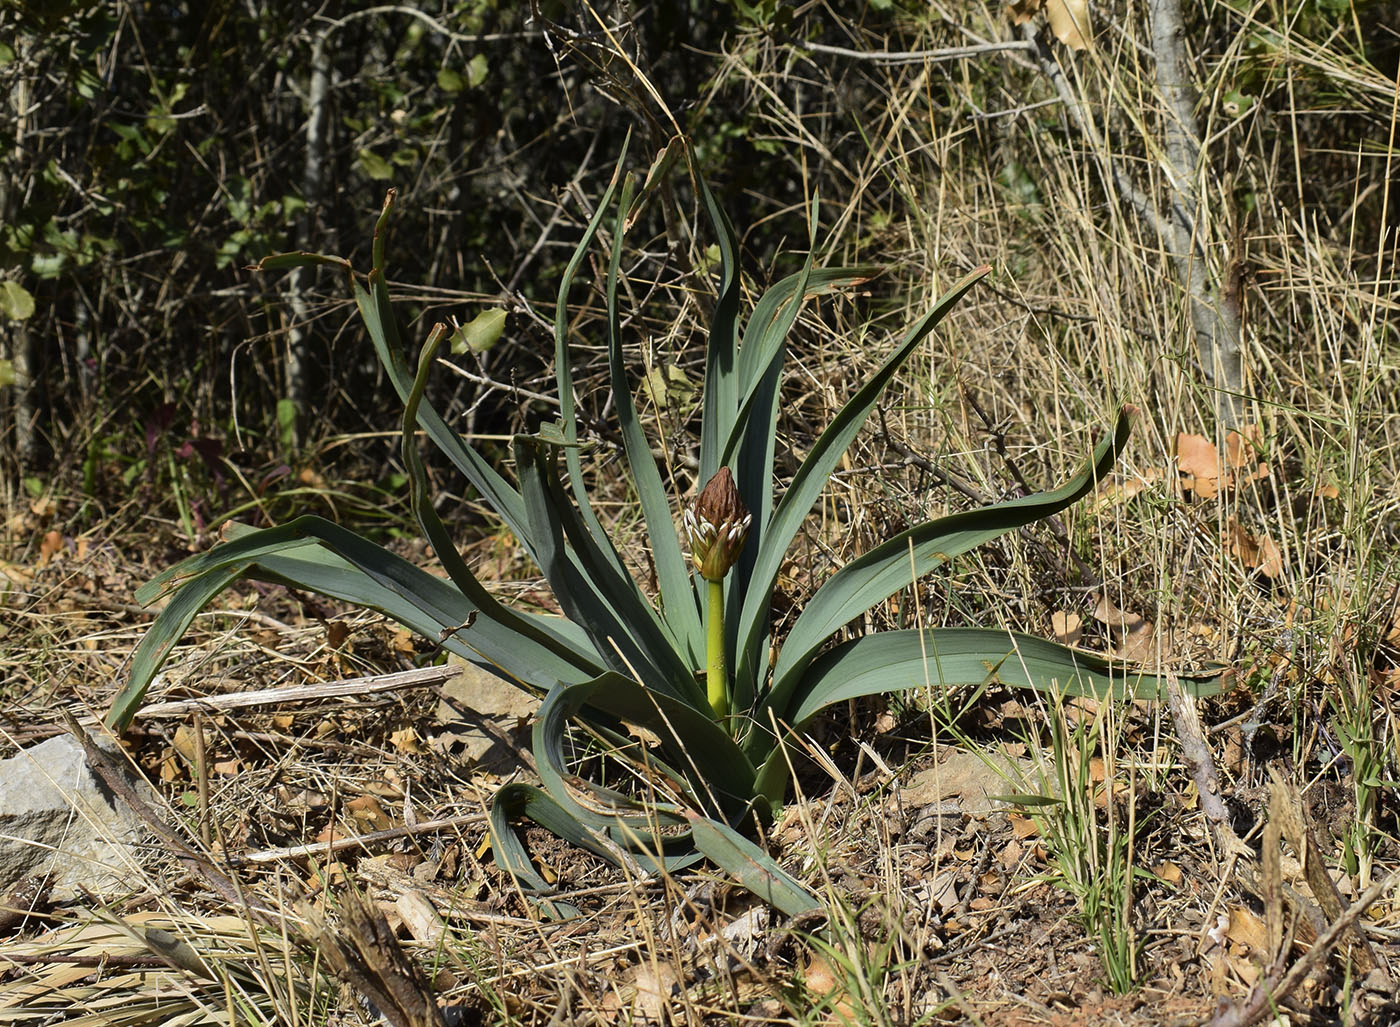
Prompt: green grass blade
<box><xmin>685</xmin><ymin>811</ymin><xmax>821</xmax><ymax>916</ymax></box>
<box><xmin>784</xmin><ymin>627</ymin><xmax>1228</xmax><ymax>727</ymax></box>
<box><xmin>762</xmin><ymin>408</ymin><xmax>1134</xmax><ymax>720</ymax></box>
<box><xmin>604</xmin><ymin>174</ymin><xmax>704</xmax><ymax>663</ymax></box>
<box><xmin>734</xmin><ymin>265</ymin><xmax>992</xmax><ymax>692</ymax></box>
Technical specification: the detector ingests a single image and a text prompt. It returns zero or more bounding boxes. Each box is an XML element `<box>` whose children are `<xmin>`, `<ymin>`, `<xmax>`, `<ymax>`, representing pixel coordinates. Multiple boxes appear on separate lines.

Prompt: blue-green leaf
<box><xmin>734</xmin><ymin>265</ymin><xmax>993</xmax><ymax>693</ymax></box>
<box><xmin>106</xmin><ymin>564</ymin><xmax>249</xmax><ymax>731</ymax></box>
<box><xmin>762</xmin><ymin>408</ymin><xmax>1134</xmax><ymax>721</ymax></box>
<box><xmin>685</xmin><ymin>812</ymin><xmax>821</xmax><ymax>916</ymax></box>
<box><xmin>783</xmin><ymin>627</ymin><xmax>1227</xmax><ymax>727</ymax></box>
<box><xmin>695</xmin><ymin>172</ymin><xmax>742</xmax><ymax>488</ymax></box>
<box><xmin>553</xmin><ymin>135</ymin><xmax>634</xmax><ymax>587</ymax></box>
<box><xmin>604</xmin><ymin>173</ymin><xmax>704</xmax><ymax>664</ymax></box>
<box><xmin>514</xmin><ymin>435</ymin><xmax>701</xmax><ymax>704</ymax></box>
<box><xmin>725</xmin><ymin>200</ymin><xmax>819</xmax><ymax>711</ymax></box>
<box><xmin>129</xmin><ymin>517</ymin><xmax>602</xmax><ymax>696</ymax></box>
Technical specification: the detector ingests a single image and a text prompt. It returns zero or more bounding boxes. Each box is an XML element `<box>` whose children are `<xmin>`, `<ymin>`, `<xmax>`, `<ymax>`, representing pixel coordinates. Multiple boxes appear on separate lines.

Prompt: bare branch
<box><xmin>797</xmin><ymin>39</ymin><xmax>1035</xmax><ymax>65</ymax></box>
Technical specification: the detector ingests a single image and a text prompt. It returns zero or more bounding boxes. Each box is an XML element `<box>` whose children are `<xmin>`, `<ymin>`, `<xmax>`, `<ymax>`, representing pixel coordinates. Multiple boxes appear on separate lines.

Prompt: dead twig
<box><xmin>228</xmin><ymin>813</ymin><xmax>486</xmax><ymax>866</ymax></box>
<box><xmin>1205</xmin><ymin>875</ymin><xmax>1396</xmax><ymax>1027</ymax></box>
<box><xmin>137</xmin><ymin>663</ymin><xmax>461</xmax><ymax>717</ymax></box>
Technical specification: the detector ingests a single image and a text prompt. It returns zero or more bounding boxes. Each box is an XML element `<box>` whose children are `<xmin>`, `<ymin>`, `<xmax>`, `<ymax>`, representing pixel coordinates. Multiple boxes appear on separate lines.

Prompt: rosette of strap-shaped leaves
<box><xmin>108</xmin><ymin>137</ymin><xmax>1224</xmax><ymax>917</ymax></box>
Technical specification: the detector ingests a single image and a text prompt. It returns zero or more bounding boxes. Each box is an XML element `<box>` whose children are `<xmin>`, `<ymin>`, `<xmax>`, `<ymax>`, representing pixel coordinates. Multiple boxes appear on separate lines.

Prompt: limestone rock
<box><xmin>0</xmin><ymin>733</ymin><xmax>157</xmax><ymax>901</ymax></box>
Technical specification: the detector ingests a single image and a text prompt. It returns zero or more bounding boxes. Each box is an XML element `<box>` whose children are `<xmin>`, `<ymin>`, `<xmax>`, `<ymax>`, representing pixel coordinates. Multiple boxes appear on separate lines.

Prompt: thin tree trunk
<box><xmin>1149</xmin><ymin>0</ymin><xmax>1245</xmax><ymax>427</ymax></box>
<box><xmin>1023</xmin><ymin>7</ymin><xmax>1246</xmax><ymax>429</ymax></box>
<box><xmin>2</xmin><ymin>36</ymin><xmax>39</xmax><ymax>468</ymax></box>
<box><xmin>282</xmin><ymin>27</ymin><xmax>331</xmax><ymax>450</ymax></box>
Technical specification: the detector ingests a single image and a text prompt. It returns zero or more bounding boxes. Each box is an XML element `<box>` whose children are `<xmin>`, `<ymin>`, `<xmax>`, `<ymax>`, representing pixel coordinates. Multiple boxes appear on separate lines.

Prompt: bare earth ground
<box><xmin>1</xmin><ymin>525</ymin><xmax>1397</xmax><ymax>1026</ymax></box>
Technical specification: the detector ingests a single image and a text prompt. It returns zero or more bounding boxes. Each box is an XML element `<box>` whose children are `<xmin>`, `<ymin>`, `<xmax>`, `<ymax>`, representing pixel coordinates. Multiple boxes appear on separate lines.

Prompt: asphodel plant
<box><xmin>107</xmin><ymin>140</ymin><xmax>1223</xmax><ymax>916</ymax></box>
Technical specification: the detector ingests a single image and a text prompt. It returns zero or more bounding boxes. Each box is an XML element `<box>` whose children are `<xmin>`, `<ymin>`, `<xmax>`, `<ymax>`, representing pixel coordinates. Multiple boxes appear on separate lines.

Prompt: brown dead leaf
<box><xmin>346</xmin><ymin>794</ymin><xmax>393</xmax><ymax>832</ymax></box>
<box><xmin>1154</xmin><ymin>861</ymin><xmax>1183</xmax><ymax>885</ymax></box>
<box><xmin>1093</xmin><ymin>594</ymin><xmax>1156</xmax><ymax>662</ymax></box>
<box><xmin>314</xmin><ymin>823</ymin><xmax>347</xmax><ymax>845</ymax></box>
<box><xmin>277</xmin><ymin>785</ymin><xmax>330</xmax><ymax>811</ymax></box>
<box><xmin>38</xmin><ymin>530</ymin><xmax>64</xmax><ymax>566</ymax></box>
<box><xmin>1222</xmin><ymin>726</ymin><xmax>1245</xmax><ymax>776</ymax></box>
<box><xmin>1006</xmin><ymin>0</ymin><xmax>1042</xmax><ymax>25</ymax></box>
<box><xmin>1224</xmin><ymin>905</ymin><xmax>1270</xmax><ymax>986</ymax></box>
<box><xmin>1176</xmin><ymin>433</ymin><xmax>1222</xmax><ymax>499</ymax></box>
<box><xmin>1092</xmin><ymin>594</ymin><xmax>1143</xmax><ymax>633</ymax></box>
<box><xmin>1117</xmin><ymin>617</ymin><xmax>1157</xmax><ymax>663</ymax></box>
<box><xmin>802</xmin><ymin>952</ymin><xmax>859</xmax><ymax>1023</ymax></box>
<box><xmin>1087</xmin><ymin>757</ymin><xmax>1132</xmax><ymax>805</ymax></box>
<box><xmin>0</xmin><ymin>560</ymin><xmax>34</xmax><ymax>587</ymax></box>
<box><xmin>1006</xmin><ymin>0</ymin><xmax>1091</xmax><ymax>49</ymax></box>
<box><xmin>602</xmin><ymin>961</ymin><xmax>682</xmax><ymax>1022</ymax></box>
<box><xmin>172</xmin><ymin>723</ymin><xmax>211</xmax><ymax>763</ymax></box>
<box><xmin>1010</xmin><ymin>813</ymin><xmax>1041</xmax><ymax>839</ymax></box>
<box><xmin>1051</xmin><ymin>610</ymin><xmax>1082</xmax><ymax>646</ymax></box>
<box><xmin>305</xmin><ymin>860</ymin><xmax>347</xmax><ymax>890</ymax></box>
<box><xmin>1226</xmin><ymin>518</ymin><xmax>1284</xmax><ymax>578</ymax></box>
<box><xmin>1046</xmin><ymin>0</ymin><xmax>1091</xmax><ymax>49</ymax></box>
<box><xmin>390</xmin><ymin>727</ymin><xmax>422</xmax><ymax>754</ymax></box>
<box><xmin>158</xmin><ymin>750</ymin><xmax>183</xmax><ymax>783</ymax></box>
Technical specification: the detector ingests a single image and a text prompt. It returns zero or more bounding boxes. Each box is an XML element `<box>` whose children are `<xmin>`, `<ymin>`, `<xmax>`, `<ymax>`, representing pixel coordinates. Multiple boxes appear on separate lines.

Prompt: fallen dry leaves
<box><xmin>1006</xmin><ymin>0</ymin><xmax>1093</xmax><ymax>50</ymax></box>
<box><xmin>1092</xmin><ymin>593</ymin><xmax>1157</xmax><ymax>663</ymax></box>
<box><xmin>1175</xmin><ymin>427</ymin><xmax>1270</xmax><ymax>501</ymax></box>
<box><xmin>1226</xmin><ymin>517</ymin><xmax>1284</xmax><ymax>578</ymax></box>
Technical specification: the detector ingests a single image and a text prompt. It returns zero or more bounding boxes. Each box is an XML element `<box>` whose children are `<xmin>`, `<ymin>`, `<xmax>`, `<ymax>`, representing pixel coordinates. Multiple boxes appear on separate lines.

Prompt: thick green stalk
<box><xmin>707</xmin><ymin>579</ymin><xmax>728</xmax><ymax>719</ymax></box>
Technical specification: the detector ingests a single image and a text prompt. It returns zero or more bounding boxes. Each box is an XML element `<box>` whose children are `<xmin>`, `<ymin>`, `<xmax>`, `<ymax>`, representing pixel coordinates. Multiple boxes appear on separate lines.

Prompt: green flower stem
<box><xmin>707</xmin><ymin>578</ymin><xmax>728</xmax><ymax>720</ymax></box>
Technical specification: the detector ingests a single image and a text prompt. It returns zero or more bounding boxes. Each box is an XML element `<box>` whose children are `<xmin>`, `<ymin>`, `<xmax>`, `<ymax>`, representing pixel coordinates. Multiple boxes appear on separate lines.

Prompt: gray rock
<box><xmin>0</xmin><ymin>733</ymin><xmax>157</xmax><ymax>900</ymax></box>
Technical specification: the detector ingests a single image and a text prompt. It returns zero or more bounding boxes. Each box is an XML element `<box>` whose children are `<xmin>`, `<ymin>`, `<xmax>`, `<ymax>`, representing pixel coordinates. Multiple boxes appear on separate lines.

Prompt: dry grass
<box><xmin>2</xmin><ymin>3</ymin><xmax>1398</xmax><ymax>1024</ymax></box>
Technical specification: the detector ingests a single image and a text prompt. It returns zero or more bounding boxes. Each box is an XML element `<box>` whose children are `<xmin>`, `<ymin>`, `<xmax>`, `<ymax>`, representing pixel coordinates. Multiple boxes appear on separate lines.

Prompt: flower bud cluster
<box><xmin>684</xmin><ymin>467</ymin><xmax>752</xmax><ymax>582</ymax></box>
